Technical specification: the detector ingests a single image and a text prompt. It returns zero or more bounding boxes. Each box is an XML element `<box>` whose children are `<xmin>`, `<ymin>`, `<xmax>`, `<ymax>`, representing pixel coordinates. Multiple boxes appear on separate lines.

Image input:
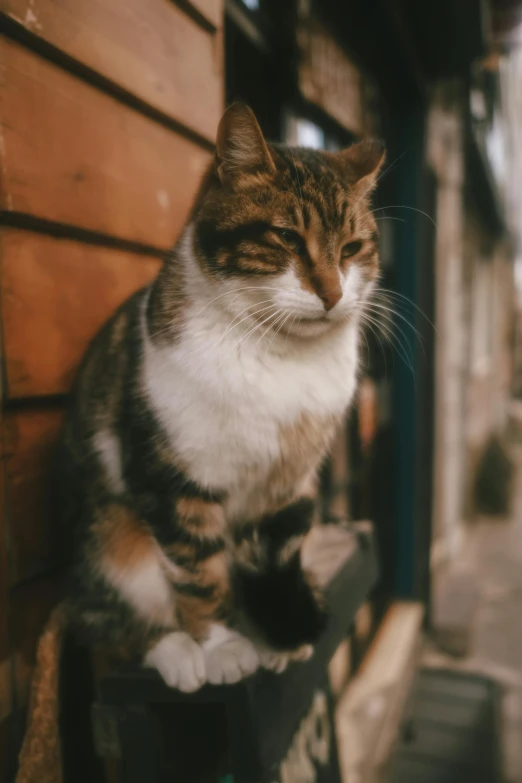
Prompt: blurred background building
<box><xmin>1</xmin><ymin>0</ymin><xmax>522</xmax><ymax>781</ymax></box>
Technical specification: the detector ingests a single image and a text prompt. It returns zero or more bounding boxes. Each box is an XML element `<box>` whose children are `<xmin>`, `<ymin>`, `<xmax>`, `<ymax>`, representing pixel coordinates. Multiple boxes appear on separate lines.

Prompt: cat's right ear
<box><xmin>215</xmin><ymin>103</ymin><xmax>276</xmax><ymax>185</ymax></box>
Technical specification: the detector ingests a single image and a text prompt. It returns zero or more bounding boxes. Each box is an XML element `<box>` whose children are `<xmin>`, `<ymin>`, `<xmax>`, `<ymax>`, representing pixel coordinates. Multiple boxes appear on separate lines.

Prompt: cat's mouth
<box><xmin>297</xmin><ymin>315</ymin><xmax>329</xmax><ymax>324</ymax></box>
<box><xmin>279</xmin><ymin>313</ymin><xmax>335</xmax><ymax>339</ymax></box>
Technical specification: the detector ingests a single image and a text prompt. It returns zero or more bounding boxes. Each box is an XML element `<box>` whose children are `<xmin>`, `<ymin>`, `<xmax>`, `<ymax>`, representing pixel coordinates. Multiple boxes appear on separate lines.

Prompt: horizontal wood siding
<box><xmin>3</xmin><ymin>408</ymin><xmax>65</xmax><ymax>586</ymax></box>
<box><xmin>0</xmin><ymin>38</ymin><xmax>211</xmax><ymax>248</ymax></box>
<box><xmin>187</xmin><ymin>0</ymin><xmax>221</xmax><ymax>28</ymax></box>
<box><xmin>1</xmin><ymin>0</ymin><xmax>223</xmax><ymax>141</ymax></box>
<box><xmin>0</xmin><ymin>0</ymin><xmax>223</xmax><ymax>775</ymax></box>
<box><xmin>1</xmin><ymin>231</ymin><xmax>161</xmax><ymax>399</ymax></box>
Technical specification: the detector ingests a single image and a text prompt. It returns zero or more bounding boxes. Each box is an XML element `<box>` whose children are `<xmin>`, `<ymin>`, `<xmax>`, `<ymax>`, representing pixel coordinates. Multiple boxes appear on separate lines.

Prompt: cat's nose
<box><xmin>320</xmin><ymin>287</ymin><xmax>342</xmax><ymax>311</ymax></box>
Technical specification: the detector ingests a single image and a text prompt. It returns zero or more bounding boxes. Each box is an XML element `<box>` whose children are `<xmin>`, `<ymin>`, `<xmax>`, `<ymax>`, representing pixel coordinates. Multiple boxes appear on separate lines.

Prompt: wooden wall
<box><xmin>0</xmin><ymin>1</ymin><xmax>223</xmax><ymax>777</ymax></box>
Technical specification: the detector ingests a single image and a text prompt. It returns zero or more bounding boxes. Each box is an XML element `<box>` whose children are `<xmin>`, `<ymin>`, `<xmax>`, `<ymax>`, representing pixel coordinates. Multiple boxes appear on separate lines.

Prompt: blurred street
<box><xmin>425</xmin><ymin>441</ymin><xmax>522</xmax><ymax>782</ymax></box>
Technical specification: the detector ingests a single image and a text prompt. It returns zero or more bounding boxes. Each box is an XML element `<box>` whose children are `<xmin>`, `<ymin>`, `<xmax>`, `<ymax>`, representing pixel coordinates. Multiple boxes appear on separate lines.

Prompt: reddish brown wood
<box><xmin>185</xmin><ymin>0</ymin><xmax>222</xmax><ymax>28</ymax></box>
<box><xmin>0</xmin><ymin>38</ymin><xmax>211</xmax><ymax>247</ymax></box>
<box><xmin>1</xmin><ymin>231</ymin><xmax>162</xmax><ymax>399</ymax></box>
<box><xmin>3</xmin><ymin>409</ymin><xmax>65</xmax><ymax>587</ymax></box>
<box><xmin>1</xmin><ymin>0</ymin><xmax>223</xmax><ymax>142</ymax></box>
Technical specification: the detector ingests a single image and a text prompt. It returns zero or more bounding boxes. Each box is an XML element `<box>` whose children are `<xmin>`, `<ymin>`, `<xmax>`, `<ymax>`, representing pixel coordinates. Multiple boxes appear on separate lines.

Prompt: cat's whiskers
<box><xmin>358</xmin><ymin>311</ymin><xmax>405</xmax><ymax>371</ymax></box>
<box><xmin>212</xmin><ymin>303</ymin><xmax>280</xmax><ymax>357</ymax></box>
<box><xmin>369</xmin><ymin>205</ymin><xmax>437</xmax><ymax>229</ymax></box>
<box><xmin>360</xmin><ymin>316</ymin><xmax>387</xmax><ymax>374</ymax></box>
<box><xmin>219</xmin><ymin>304</ymin><xmax>284</xmax><ymax>362</ymax></box>
<box><xmin>186</xmin><ymin>302</ymin><xmax>280</xmax><ymax>366</ymax></box>
<box><xmin>190</xmin><ymin>285</ymin><xmax>298</xmax><ymax>321</ymax></box>
<box><xmin>218</xmin><ymin>299</ymin><xmax>276</xmax><ymax>343</ymax></box>
<box><xmin>238</xmin><ymin>304</ymin><xmax>284</xmax><ymax>345</ymax></box>
<box><xmin>256</xmin><ymin>310</ymin><xmax>287</xmax><ymax>350</ymax></box>
<box><xmin>282</xmin><ymin>313</ymin><xmax>298</xmax><ymax>348</ymax></box>
<box><xmin>371</xmin><ymin>290</ymin><xmax>437</xmax><ymax>355</ymax></box>
<box><xmin>364</xmin><ymin>300</ymin><xmax>426</xmax><ymax>357</ymax></box>
<box><xmin>373</xmin><ymin>287</ymin><xmax>438</xmax><ymax>335</ymax></box>
<box><xmin>360</xmin><ymin>304</ymin><xmax>414</xmax><ymax>363</ymax></box>
<box><xmin>358</xmin><ymin>308</ymin><xmax>415</xmax><ymax>374</ymax></box>
<box><xmin>356</xmin><ymin>321</ymin><xmax>372</xmax><ymax>371</ymax></box>
<box><xmin>262</xmin><ymin>309</ymin><xmax>295</xmax><ymax>352</ymax></box>
<box><xmin>363</xmin><ymin>306</ymin><xmax>422</xmax><ymax>372</ymax></box>
<box><xmin>342</xmin><ymin>307</ymin><xmax>381</xmax><ymax>368</ymax></box>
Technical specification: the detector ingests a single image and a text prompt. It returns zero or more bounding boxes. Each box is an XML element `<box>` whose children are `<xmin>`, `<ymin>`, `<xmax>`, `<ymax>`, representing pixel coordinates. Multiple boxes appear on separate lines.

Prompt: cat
<box><xmin>16</xmin><ymin>102</ymin><xmax>384</xmax><ymax>781</ymax></box>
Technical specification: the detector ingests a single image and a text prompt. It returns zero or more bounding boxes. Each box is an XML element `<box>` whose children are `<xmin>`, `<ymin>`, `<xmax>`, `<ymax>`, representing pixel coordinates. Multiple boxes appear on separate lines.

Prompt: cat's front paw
<box><xmin>260</xmin><ymin>644</ymin><xmax>314</xmax><ymax>674</ymax></box>
<box><xmin>144</xmin><ymin>631</ymin><xmax>206</xmax><ymax>692</ymax></box>
<box><xmin>235</xmin><ymin>552</ymin><xmax>329</xmax><ymax>650</ymax></box>
<box><xmin>203</xmin><ymin>625</ymin><xmax>260</xmax><ymax>685</ymax></box>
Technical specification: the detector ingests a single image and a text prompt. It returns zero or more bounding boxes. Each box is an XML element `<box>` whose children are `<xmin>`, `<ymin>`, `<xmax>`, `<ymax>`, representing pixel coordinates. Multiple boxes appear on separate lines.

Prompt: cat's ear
<box><xmin>215</xmin><ymin>103</ymin><xmax>276</xmax><ymax>184</ymax></box>
<box><xmin>335</xmin><ymin>140</ymin><xmax>386</xmax><ymax>194</ymax></box>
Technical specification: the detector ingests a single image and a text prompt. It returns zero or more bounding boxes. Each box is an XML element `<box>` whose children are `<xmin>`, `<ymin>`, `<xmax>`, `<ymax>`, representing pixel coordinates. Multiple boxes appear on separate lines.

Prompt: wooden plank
<box><xmin>0</xmin><ymin>38</ymin><xmax>211</xmax><ymax>248</ymax></box>
<box><xmin>1</xmin><ymin>231</ymin><xmax>162</xmax><ymax>399</ymax></box>
<box><xmin>1</xmin><ymin>0</ymin><xmax>223</xmax><ymax>142</ymax></box>
<box><xmin>3</xmin><ymin>409</ymin><xmax>65</xmax><ymax>586</ymax></box>
<box><xmin>186</xmin><ymin>0</ymin><xmax>221</xmax><ymax>28</ymax></box>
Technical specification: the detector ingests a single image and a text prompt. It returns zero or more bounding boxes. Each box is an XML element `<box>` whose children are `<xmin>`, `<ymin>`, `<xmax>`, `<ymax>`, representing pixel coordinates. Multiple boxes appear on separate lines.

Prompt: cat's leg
<box><xmin>157</xmin><ymin>496</ymin><xmax>260</xmax><ymax>685</ymax></box>
<box><xmin>72</xmin><ymin>501</ymin><xmax>207</xmax><ymax>692</ymax></box>
<box><xmin>143</xmin><ymin>631</ymin><xmax>206</xmax><ymax>691</ymax></box>
<box><xmin>200</xmin><ymin>624</ymin><xmax>260</xmax><ymax>685</ymax></box>
<box><xmin>233</xmin><ymin>497</ymin><xmax>328</xmax><ymax>671</ymax></box>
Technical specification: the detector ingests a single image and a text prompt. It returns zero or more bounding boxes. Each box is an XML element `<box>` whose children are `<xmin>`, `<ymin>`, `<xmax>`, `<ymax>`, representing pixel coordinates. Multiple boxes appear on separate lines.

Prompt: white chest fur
<box><xmin>143</xmin><ymin>303</ymin><xmax>359</xmax><ymax>521</ymax></box>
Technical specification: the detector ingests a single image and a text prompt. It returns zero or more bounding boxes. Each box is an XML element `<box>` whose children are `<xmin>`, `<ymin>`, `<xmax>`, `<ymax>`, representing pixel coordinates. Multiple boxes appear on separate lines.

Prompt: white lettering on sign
<box><xmin>273</xmin><ymin>690</ymin><xmax>331</xmax><ymax>783</ymax></box>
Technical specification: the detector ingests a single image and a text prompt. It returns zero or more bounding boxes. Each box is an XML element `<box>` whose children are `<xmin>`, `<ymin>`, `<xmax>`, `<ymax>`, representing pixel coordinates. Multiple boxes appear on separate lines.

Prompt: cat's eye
<box><xmin>275</xmin><ymin>228</ymin><xmax>305</xmax><ymax>255</ymax></box>
<box><xmin>341</xmin><ymin>240</ymin><xmax>363</xmax><ymax>259</ymax></box>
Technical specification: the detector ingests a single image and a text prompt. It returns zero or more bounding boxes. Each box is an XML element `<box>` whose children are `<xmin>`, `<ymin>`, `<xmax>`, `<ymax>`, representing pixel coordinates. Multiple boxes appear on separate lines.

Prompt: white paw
<box><xmin>144</xmin><ymin>632</ymin><xmax>206</xmax><ymax>693</ymax></box>
<box><xmin>260</xmin><ymin>644</ymin><xmax>314</xmax><ymax>673</ymax></box>
<box><xmin>203</xmin><ymin>625</ymin><xmax>260</xmax><ymax>685</ymax></box>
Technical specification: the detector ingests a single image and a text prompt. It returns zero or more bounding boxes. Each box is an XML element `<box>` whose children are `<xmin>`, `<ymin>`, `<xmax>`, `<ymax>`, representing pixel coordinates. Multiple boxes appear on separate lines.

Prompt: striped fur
<box><xmin>56</xmin><ymin>103</ymin><xmax>385</xmax><ymax>689</ymax></box>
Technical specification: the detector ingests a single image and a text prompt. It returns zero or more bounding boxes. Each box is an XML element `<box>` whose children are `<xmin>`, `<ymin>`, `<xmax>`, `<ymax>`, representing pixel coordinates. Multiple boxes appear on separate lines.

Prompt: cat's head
<box><xmin>192</xmin><ymin>103</ymin><xmax>385</xmax><ymax>340</ymax></box>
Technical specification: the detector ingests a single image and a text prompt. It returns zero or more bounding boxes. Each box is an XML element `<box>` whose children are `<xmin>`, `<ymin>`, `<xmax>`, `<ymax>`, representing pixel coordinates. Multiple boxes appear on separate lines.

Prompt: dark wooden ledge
<box><xmin>90</xmin><ymin>522</ymin><xmax>379</xmax><ymax>783</ymax></box>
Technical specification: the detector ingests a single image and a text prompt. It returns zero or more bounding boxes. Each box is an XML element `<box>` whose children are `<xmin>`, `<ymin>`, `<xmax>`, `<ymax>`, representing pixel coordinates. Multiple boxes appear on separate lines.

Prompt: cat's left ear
<box><xmin>335</xmin><ymin>140</ymin><xmax>386</xmax><ymax>194</ymax></box>
<box><xmin>215</xmin><ymin>103</ymin><xmax>276</xmax><ymax>185</ymax></box>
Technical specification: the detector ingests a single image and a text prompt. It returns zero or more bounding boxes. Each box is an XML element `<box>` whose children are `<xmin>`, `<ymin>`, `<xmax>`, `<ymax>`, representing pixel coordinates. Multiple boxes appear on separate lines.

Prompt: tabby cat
<box><xmin>18</xmin><ymin>104</ymin><xmax>386</xmax><ymax>781</ymax></box>
<box><xmin>57</xmin><ymin>102</ymin><xmax>385</xmax><ymax>690</ymax></box>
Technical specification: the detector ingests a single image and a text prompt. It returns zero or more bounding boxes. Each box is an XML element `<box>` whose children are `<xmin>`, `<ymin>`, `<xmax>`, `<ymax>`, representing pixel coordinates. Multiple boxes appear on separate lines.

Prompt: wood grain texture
<box><xmin>1</xmin><ymin>0</ymin><xmax>223</xmax><ymax>142</ymax></box>
<box><xmin>3</xmin><ymin>409</ymin><xmax>65</xmax><ymax>587</ymax></box>
<box><xmin>1</xmin><ymin>231</ymin><xmax>162</xmax><ymax>399</ymax></box>
<box><xmin>0</xmin><ymin>38</ymin><xmax>211</xmax><ymax>247</ymax></box>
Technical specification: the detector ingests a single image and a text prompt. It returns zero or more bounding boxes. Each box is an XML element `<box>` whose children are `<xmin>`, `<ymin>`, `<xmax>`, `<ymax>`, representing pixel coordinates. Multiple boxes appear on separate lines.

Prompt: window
<box><xmin>286</xmin><ymin>116</ymin><xmax>325</xmax><ymax>149</ymax></box>
<box><xmin>285</xmin><ymin>112</ymin><xmax>342</xmax><ymax>150</ymax></box>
